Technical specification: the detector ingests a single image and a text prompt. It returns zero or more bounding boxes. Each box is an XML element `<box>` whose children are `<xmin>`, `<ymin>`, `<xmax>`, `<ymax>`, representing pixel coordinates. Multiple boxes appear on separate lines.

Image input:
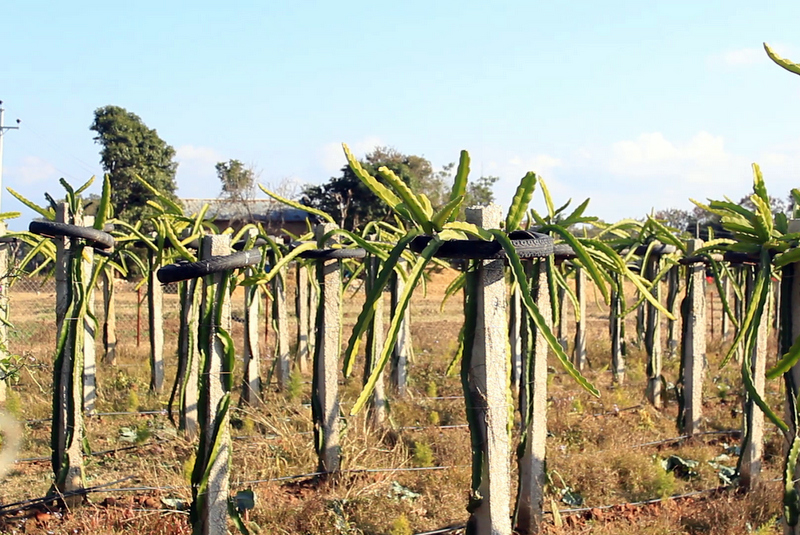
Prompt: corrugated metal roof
<box><xmin>180</xmin><ymin>198</ymin><xmax>313</xmax><ymax>223</ymax></box>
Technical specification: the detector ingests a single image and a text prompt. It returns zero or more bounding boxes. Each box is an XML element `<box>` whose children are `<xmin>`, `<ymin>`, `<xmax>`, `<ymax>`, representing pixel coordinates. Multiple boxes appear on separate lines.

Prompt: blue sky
<box><xmin>2</xmin><ymin>1</ymin><xmax>800</xmax><ymax>230</ymax></box>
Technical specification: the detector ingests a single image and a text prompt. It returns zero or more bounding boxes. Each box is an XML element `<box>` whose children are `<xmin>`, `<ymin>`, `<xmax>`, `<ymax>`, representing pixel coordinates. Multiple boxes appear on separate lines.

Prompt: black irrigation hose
<box><xmin>410</xmin><ymin>230</ymin><xmax>553</xmax><ymax>259</ymax></box>
<box><xmin>29</xmin><ymin>221</ymin><xmax>115</xmax><ymax>250</ymax></box>
<box><xmin>298</xmin><ymin>247</ymin><xmax>367</xmax><ymax>259</ymax></box>
<box><xmin>157</xmin><ymin>249</ymin><xmax>264</xmax><ymax>283</ymax></box>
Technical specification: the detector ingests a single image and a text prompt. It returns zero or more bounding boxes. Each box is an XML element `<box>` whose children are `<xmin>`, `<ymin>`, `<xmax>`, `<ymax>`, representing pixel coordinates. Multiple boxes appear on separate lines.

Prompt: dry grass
<box><xmin>0</xmin><ymin>270</ymin><xmax>786</xmax><ymax>534</ymax></box>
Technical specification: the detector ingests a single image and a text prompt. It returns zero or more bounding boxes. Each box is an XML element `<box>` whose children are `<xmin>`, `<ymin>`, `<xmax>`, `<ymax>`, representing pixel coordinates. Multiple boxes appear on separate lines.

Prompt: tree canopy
<box><xmin>216</xmin><ymin>159</ymin><xmax>257</xmax><ymax>202</ymax></box>
<box><xmin>90</xmin><ymin>105</ymin><xmax>179</xmax><ymax>223</ymax></box>
<box><xmin>301</xmin><ymin>147</ymin><xmax>498</xmax><ymax>231</ymax></box>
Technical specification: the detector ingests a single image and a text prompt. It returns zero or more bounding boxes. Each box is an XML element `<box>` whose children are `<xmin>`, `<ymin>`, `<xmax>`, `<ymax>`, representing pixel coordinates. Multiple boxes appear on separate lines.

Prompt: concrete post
<box><xmin>573</xmin><ymin>267</ymin><xmax>587</xmax><ymax>371</ymax></box>
<box><xmin>645</xmin><ymin>256</ymin><xmax>663</xmax><ymax>408</ymax></box>
<box><xmin>177</xmin><ymin>278</ymin><xmax>201</xmax><ymax>438</ymax></box>
<box><xmin>53</xmin><ymin>203</ymin><xmax>84</xmax><ymax>494</ymax></box>
<box><xmin>148</xmin><ymin>250</ymin><xmax>164</xmax><ymax>393</ymax></box>
<box><xmin>365</xmin><ymin>255</ymin><xmax>386</xmax><ymax>426</ymax></box>
<box><xmin>82</xmin><ymin>215</ymin><xmax>96</xmax><ymax>414</ymax></box>
<box><xmin>465</xmin><ymin>204</ymin><xmax>511</xmax><ymax>535</ymax></box>
<box><xmin>101</xmin><ymin>269</ymin><xmax>117</xmax><ymax>366</ymax></box>
<box><xmin>308</xmin><ymin>270</ymin><xmax>318</xmax><ymax>365</ymax></box>
<box><xmin>390</xmin><ymin>263</ymin><xmax>410</xmax><ymax>396</ymax></box>
<box><xmin>314</xmin><ymin>223</ymin><xmax>341</xmax><ymax>473</ymax></box>
<box><xmin>741</xmin><ymin>265</ymin><xmax>767</xmax><ymax>489</ymax></box>
<box><xmin>272</xmin><ymin>256</ymin><xmax>290</xmax><ymax>390</ymax></box>
<box><xmin>682</xmin><ymin>240</ymin><xmax>706</xmax><ymax>436</ymax></box>
<box><xmin>610</xmin><ymin>275</ymin><xmax>625</xmax><ymax>384</ymax></box>
<box><xmin>295</xmin><ymin>263</ymin><xmax>310</xmax><ymax>374</ymax></box>
<box><xmin>196</xmin><ymin>234</ymin><xmax>231</xmax><ymax>535</ymax></box>
<box><xmin>242</xmin><ymin>266</ymin><xmax>262</xmax><ymax>406</ymax></box>
<box><xmin>516</xmin><ymin>261</ymin><xmax>551</xmax><ymax>535</ymax></box>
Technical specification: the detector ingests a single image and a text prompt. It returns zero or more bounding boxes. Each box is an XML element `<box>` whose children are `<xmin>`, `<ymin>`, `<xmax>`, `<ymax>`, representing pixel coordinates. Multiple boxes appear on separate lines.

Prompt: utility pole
<box><xmin>0</xmin><ymin>101</ymin><xmax>21</xmax><ymax>212</ymax></box>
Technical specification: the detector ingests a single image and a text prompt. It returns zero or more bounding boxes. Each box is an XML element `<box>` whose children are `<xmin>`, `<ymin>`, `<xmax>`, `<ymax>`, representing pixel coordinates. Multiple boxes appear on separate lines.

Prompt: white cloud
<box><xmin>721</xmin><ymin>47</ymin><xmax>763</xmax><ymax>66</ymax></box>
<box><xmin>175</xmin><ymin>145</ymin><xmax>225</xmax><ymax>198</ymax></box>
<box><xmin>10</xmin><ymin>156</ymin><xmax>57</xmax><ymax>185</ymax></box>
<box><xmin>319</xmin><ymin>137</ymin><xmax>383</xmax><ymax>174</ymax></box>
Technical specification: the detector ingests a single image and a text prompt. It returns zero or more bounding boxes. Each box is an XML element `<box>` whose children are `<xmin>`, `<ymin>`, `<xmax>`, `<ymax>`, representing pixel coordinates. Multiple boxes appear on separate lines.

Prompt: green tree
<box><xmin>216</xmin><ymin>159</ymin><xmax>257</xmax><ymax>202</ymax></box>
<box><xmin>90</xmin><ymin>105</ymin><xmax>179</xmax><ymax>223</ymax></box>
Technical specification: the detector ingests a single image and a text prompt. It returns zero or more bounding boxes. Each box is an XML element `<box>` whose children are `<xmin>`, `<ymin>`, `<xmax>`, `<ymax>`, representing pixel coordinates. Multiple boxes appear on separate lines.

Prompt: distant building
<box><xmin>180</xmin><ymin>198</ymin><xmax>315</xmax><ymax>238</ymax></box>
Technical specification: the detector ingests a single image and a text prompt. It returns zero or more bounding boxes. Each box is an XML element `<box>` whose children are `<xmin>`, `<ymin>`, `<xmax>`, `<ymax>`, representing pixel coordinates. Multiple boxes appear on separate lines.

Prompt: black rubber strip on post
<box><xmin>552</xmin><ymin>243</ymin><xmax>577</xmax><ymax>259</ymax></box>
<box><xmin>157</xmin><ymin>249</ymin><xmax>264</xmax><ymax>284</ymax></box>
<box><xmin>409</xmin><ymin>230</ymin><xmax>553</xmax><ymax>260</ymax></box>
<box><xmin>29</xmin><ymin>220</ymin><xmax>115</xmax><ymax>250</ymax></box>
<box><xmin>298</xmin><ymin>248</ymin><xmax>367</xmax><ymax>259</ymax></box>
<box><xmin>231</xmin><ymin>237</ymin><xmax>268</xmax><ymax>251</ymax></box>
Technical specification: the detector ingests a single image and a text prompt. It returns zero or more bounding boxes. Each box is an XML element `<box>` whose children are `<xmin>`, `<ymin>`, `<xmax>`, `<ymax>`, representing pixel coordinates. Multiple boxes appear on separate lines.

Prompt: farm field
<box><xmin>0</xmin><ymin>267</ymin><xmax>785</xmax><ymax>535</ymax></box>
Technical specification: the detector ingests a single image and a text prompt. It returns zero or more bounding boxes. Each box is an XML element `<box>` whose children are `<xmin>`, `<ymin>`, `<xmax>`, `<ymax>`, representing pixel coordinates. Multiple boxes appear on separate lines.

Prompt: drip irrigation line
<box><xmin>0</xmin><ymin>476</ymin><xmax>136</xmax><ymax>515</ymax></box>
<box><xmin>15</xmin><ymin>439</ymin><xmax>173</xmax><ymax>464</ymax></box>
<box><xmin>233</xmin><ymin>464</ymin><xmax>467</xmax><ymax>488</ymax></box>
<box><xmin>397</xmin><ymin>424</ymin><xmax>468</xmax><ymax>431</ymax></box>
<box><xmin>26</xmin><ymin>409</ymin><xmax>168</xmax><ymax>424</ymax></box>
<box><xmin>630</xmin><ymin>429</ymin><xmax>740</xmax><ymax>449</ymax></box>
<box><xmin>552</xmin><ymin>484</ymin><xmax>730</xmax><ymax>515</ymax></box>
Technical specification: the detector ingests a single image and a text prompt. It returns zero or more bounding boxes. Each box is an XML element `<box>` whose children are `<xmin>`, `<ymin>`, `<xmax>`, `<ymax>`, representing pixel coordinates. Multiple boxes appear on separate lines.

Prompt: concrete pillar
<box><xmin>516</xmin><ymin>261</ymin><xmax>551</xmax><ymax>535</ymax></box>
<box><xmin>242</xmin><ymin>266</ymin><xmax>262</xmax><ymax>406</ymax></box>
<box><xmin>295</xmin><ymin>263</ymin><xmax>310</xmax><ymax>374</ymax></box>
<box><xmin>645</xmin><ymin>256</ymin><xmax>663</xmax><ymax>408</ymax></box>
<box><xmin>196</xmin><ymin>234</ymin><xmax>231</xmax><ymax>535</ymax></box>
<box><xmin>82</xmin><ymin>215</ymin><xmax>96</xmax><ymax>414</ymax></box>
<box><xmin>573</xmin><ymin>267</ymin><xmax>587</xmax><ymax>371</ymax></box>
<box><xmin>148</xmin><ymin>250</ymin><xmax>164</xmax><ymax>393</ymax></box>
<box><xmin>53</xmin><ymin>203</ymin><xmax>84</xmax><ymax>494</ymax></box>
<box><xmin>610</xmin><ymin>276</ymin><xmax>625</xmax><ymax>384</ymax></box>
<box><xmin>465</xmin><ymin>204</ymin><xmax>511</xmax><ymax>535</ymax></box>
<box><xmin>365</xmin><ymin>255</ymin><xmax>386</xmax><ymax>426</ymax></box>
<box><xmin>682</xmin><ymin>240</ymin><xmax>706</xmax><ymax>436</ymax></box>
<box><xmin>177</xmin><ymin>278</ymin><xmax>200</xmax><ymax>438</ymax></box>
<box><xmin>741</xmin><ymin>265</ymin><xmax>767</xmax><ymax>489</ymax></box>
<box><xmin>101</xmin><ymin>269</ymin><xmax>117</xmax><ymax>366</ymax></box>
<box><xmin>390</xmin><ymin>262</ymin><xmax>410</xmax><ymax>396</ymax></box>
<box><xmin>273</xmin><ymin>258</ymin><xmax>290</xmax><ymax>390</ymax></box>
<box><xmin>314</xmin><ymin>223</ymin><xmax>341</xmax><ymax>473</ymax></box>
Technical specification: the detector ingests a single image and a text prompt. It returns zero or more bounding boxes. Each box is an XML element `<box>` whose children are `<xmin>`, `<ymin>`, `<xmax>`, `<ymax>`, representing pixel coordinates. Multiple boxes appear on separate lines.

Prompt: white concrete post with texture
<box><xmin>610</xmin><ymin>275</ymin><xmax>625</xmax><ymax>384</ymax></box>
<box><xmin>573</xmin><ymin>267</ymin><xmax>587</xmax><ymax>371</ymax></box>
<box><xmin>365</xmin><ymin>255</ymin><xmax>387</xmax><ymax>426</ymax></box>
<box><xmin>465</xmin><ymin>205</ymin><xmax>511</xmax><ymax>535</ymax></box>
<box><xmin>741</xmin><ymin>265</ymin><xmax>768</xmax><ymax>489</ymax></box>
<box><xmin>314</xmin><ymin>223</ymin><xmax>342</xmax><ymax>473</ymax></box>
<box><xmin>645</xmin><ymin>256</ymin><xmax>663</xmax><ymax>408</ymax></box>
<box><xmin>197</xmin><ymin>235</ymin><xmax>232</xmax><ymax>535</ymax></box>
<box><xmin>148</xmin><ymin>250</ymin><xmax>164</xmax><ymax>393</ymax></box>
<box><xmin>242</xmin><ymin>265</ymin><xmax>262</xmax><ymax>406</ymax></box>
<box><xmin>272</xmin><ymin>254</ymin><xmax>290</xmax><ymax>390</ymax></box>
<box><xmin>82</xmin><ymin>215</ymin><xmax>96</xmax><ymax>414</ymax></box>
<box><xmin>0</xmin><ymin>222</ymin><xmax>8</xmax><ymax>403</ymax></box>
<box><xmin>53</xmin><ymin>203</ymin><xmax>85</xmax><ymax>494</ymax></box>
<box><xmin>682</xmin><ymin>240</ymin><xmax>706</xmax><ymax>436</ymax></box>
<box><xmin>390</xmin><ymin>261</ymin><xmax>410</xmax><ymax>395</ymax></box>
<box><xmin>295</xmin><ymin>263</ymin><xmax>310</xmax><ymax>374</ymax></box>
<box><xmin>178</xmin><ymin>278</ymin><xmax>201</xmax><ymax>438</ymax></box>
<box><xmin>101</xmin><ymin>269</ymin><xmax>117</xmax><ymax>366</ymax></box>
<box><xmin>509</xmin><ymin>286</ymin><xmax>523</xmax><ymax>389</ymax></box>
<box><xmin>516</xmin><ymin>261</ymin><xmax>551</xmax><ymax>535</ymax></box>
